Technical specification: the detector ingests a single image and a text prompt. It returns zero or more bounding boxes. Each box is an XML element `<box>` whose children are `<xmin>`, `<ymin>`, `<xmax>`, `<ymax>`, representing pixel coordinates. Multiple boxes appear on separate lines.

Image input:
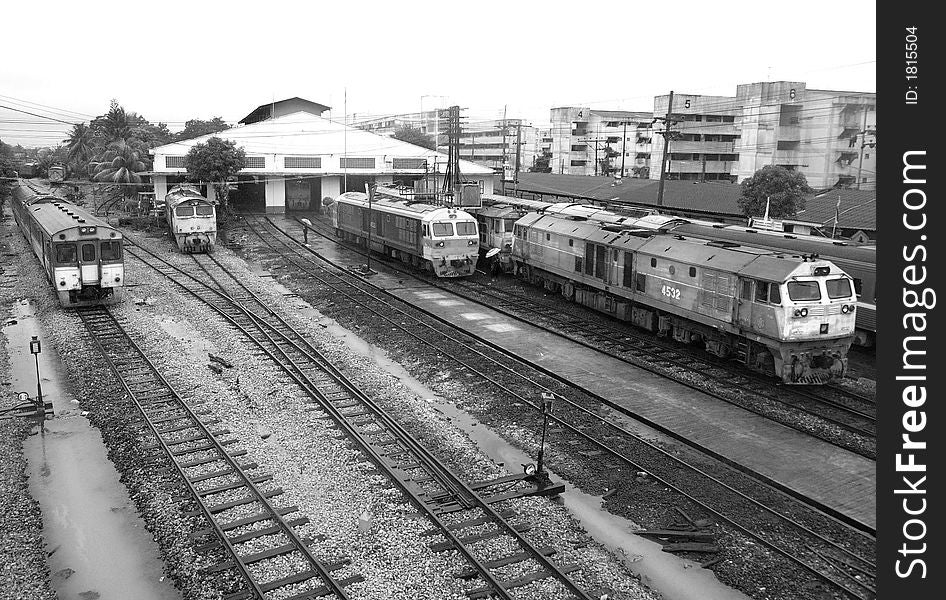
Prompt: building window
<box><xmin>165</xmin><ymin>156</ymin><xmax>185</xmax><ymax>168</ymax></box>
<box><xmin>570</xmin><ymin>160</ymin><xmax>587</xmax><ymax>166</ymax></box>
<box><xmin>571</xmin><ymin>145</ymin><xmax>588</xmax><ymax>152</ymax></box>
<box><xmin>340</xmin><ymin>157</ymin><xmax>376</xmax><ymax>169</ymax></box>
<box><xmin>284</xmin><ymin>156</ymin><xmax>321</xmax><ymax>169</ymax></box>
<box><xmin>392</xmin><ymin>158</ymin><xmax>427</xmax><ymax>169</ymax></box>
<box><xmin>245</xmin><ymin>156</ymin><xmax>266</xmax><ymax>169</ymax></box>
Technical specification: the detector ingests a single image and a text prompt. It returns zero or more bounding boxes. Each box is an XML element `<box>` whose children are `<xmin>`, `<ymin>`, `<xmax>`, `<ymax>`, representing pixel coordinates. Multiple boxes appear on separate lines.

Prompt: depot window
<box><xmin>787</xmin><ymin>281</ymin><xmax>821</xmax><ymax>301</ymax></box>
<box><xmin>826</xmin><ymin>278</ymin><xmax>852</xmax><ymax>299</ymax></box>
<box><xmin>455</xmin><ymin>222</ymin><xmax>477</xmax><ymax>236</ymax></box>
<box><xmin>195</xmin><ymin>205</ymin><xmax>214</xmax><ymax>216</ymax></box>
<box><xmin>101</xmin><ymin>241</ymin><xmax>122</xmax><ymax>261</ymax></box>
<box><xmin>176</xmin><ymin>206</ymin><xmax>194</xmax><ymax>217</ymax></box>
<box><xmin>432</xmin><ymin>222</ymin><xmax>454</xmax><ymax>237</ymax></box>
<box><xmin>56</xmin><ymin>243</ymin><xmax>77</xmax><ymax>264</ymax></box>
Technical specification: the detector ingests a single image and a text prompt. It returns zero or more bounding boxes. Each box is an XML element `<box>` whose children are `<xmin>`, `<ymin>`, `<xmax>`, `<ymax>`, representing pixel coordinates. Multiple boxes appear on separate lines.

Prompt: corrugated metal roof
<box><xmin>513</xmin><ymin>173</ymin><xmax>876</xmax><ymax>231</ymax></box>
<box><xmin>152</xmin><ymin>112</ymin><xmax>493</xmax><ymax>175</ymax></box>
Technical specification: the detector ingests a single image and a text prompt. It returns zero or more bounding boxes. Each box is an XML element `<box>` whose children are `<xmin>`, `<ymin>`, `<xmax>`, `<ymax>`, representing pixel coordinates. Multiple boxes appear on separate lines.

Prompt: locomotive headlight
<box><xmin>59</xmin><ymin>281</ymin><xmax>66</xmax><ymax>287</ymax></box>
<box><xmin>468</xmin><ymin>240</ymin><xmax>477</xmax><ymax>246</ymax></box>
<box><xmin>115</xmin><ymin>277</ymin><xmax>121</xmax><ymax>282</ymax></box>
<box><xmin>436</xmin><ymin>241</ymin><xmax>445</xmax><ymax>247</ymax></box>
<box><xmin>841</xmin><ymin>304</ymin><xmax>849</xmax><ymax>313</ymax></box>
<box><xmin>801</xmin><ymin>308</ymin><xmax>808</xmax><ymax>317</ymax></box>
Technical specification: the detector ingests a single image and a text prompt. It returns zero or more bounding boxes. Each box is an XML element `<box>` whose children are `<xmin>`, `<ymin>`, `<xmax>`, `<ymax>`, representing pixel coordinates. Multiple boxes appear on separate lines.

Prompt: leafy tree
<box><xmin>0</xmin><ymin>139</ymin><xmax>16</xmax><ymax>214</ymax></box>
<box><xmin>90</xmin><ymin>100</ymin><xmax>132</xmax><ymax>143</ymax></box>
<box><xmin>737</xmin><ymin>165</ymin><xmax>812</xmax><ymax>218</ymax></box>
<box><xmin>173</xmin><ymin>117</ymin><xmax>230</xmax><ymax>142</ymax></box>
<box><xmin>598</xmin><ymin>146</ymin><xmax>619</xmax><ymax>176</ymax></box>
<box><xmin>631</xmin><ymin>165</ymin><xmax>649</xmax><ymax>179</ymax></box>
<box><xmin>183</xmin><ymin>137</ymin><xmax>246</xmax><ymax>212</ymax></box>
<box><xmin>64</xmin><ymin>123</ymin><xmax>95</xmax><ymax>176</ymax></box>
<box><xmin>391</xmin><ymin>126</ymin><xmax>437</xmax><ymax>150</ymax></box>
<box><xmin>93</xmin><ymin>141</ymin><xmax>147</xmax><ymax>198</ymax></box>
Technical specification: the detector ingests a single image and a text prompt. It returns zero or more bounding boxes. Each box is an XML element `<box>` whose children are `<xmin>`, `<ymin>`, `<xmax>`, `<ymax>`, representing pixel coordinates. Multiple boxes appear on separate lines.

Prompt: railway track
<box><xmin>76</xmin><ymin>305</ymin><xmax>363</xmax><ymax>600</ymax></box>
<box><xmin>122</xmin><ymin>240</ymin><xmax>600</xmax><ymax>600</ymax></box>
<box><xmin>234</xmin><ymin>215</ymin><xmax>876</xmax><ymax>600</ymax></box>
<box><xmin>289</xmin><ymin>214</ymin><xmax>876</xmax><ymax>459</ymax></box>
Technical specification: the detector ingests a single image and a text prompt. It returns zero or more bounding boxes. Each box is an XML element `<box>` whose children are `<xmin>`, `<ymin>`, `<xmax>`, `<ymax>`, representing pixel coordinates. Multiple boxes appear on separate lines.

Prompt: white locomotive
<box><xmin>327</xmin><ymin>192</ymin><xmax>479</xmax><ymax>277</ymax></box>
<box><xmin>164</xmin><ymin>184</ymin><xmax>217</xmax><ymax>253</ymax></box>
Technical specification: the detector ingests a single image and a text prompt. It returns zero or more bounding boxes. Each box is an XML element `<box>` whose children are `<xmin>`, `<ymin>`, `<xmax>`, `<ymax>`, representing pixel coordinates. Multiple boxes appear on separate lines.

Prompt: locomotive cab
<box><xmin>51</xmin><ymin>228</ymin><xmax>124</xmax><ymax>305</ymax></box>
<box><xmin>426</xmin><ymin>213</ymin><xmax>479</xmax><ymax>277</ymax></box>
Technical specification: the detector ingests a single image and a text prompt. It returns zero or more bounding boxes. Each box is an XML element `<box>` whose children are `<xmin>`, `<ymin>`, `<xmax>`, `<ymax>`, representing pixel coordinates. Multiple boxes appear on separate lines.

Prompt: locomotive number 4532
<box><xmin>661</xmin><ymin>285</ymin><xmax>682</xmax><ymax>300</ymax></box>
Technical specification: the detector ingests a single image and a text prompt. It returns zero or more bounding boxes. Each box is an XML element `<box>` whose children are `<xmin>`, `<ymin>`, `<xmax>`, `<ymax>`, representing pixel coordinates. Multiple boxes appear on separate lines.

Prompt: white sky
<box><xmin>1</xmin><ymin>0</ymin><xmax>876</xmax><ymax>148</ymax></box>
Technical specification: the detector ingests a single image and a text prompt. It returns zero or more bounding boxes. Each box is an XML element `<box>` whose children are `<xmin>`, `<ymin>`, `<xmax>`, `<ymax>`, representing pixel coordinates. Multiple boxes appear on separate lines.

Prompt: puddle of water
<box><xmin>4</xmin><ymin>299</ymin><xmax>181</xmax><ymax>600</ymax></box>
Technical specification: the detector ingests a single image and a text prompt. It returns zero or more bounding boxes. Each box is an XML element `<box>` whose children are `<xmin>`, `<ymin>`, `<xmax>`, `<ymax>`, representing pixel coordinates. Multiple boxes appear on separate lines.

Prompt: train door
<box><xmin>735</xmin><ymin>278</ymin><xmax>753</xmax><ymax>328</ymax></box>
<box><xmin>79</xmin><ymin>241</ymin><xmax>100</xmax><ymax>284</ymax></box>
<box><xmin>607</xmin><ymin>248</ymin><xmax>620</xmax><ymax>285</ymax></box>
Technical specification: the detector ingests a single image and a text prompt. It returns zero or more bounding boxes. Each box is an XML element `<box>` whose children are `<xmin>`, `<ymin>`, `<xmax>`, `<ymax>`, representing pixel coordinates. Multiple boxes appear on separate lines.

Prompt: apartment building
<box><xmin>649</xmin><ymin>81</ymin><xmax>876</xmax><ymax>189</ymax></box>
<box><xmin>549</xmin><ymin>108</ymin><xmax>654</xmax><ymax>177</ymax></box>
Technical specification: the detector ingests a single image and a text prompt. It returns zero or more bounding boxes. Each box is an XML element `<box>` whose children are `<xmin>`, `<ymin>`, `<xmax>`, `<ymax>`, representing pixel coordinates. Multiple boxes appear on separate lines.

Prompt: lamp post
<box><xmin>30</xmin><ymin>336</ymin><xmax>44</xmax><ymax>419</ymax></box>
<box><xmin>536</xmin><ymin>392</ymin><xmax>555</xmax><ymax>475</ymax></box>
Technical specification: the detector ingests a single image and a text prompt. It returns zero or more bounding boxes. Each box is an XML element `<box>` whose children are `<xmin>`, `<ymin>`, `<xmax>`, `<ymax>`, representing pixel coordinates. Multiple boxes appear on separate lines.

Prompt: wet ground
<box><xmin>4</xmin><ymin>299</ymin><xmax>181</xmax><ymax>600</ymax></box>
<box><xmin>249</xmin><ymin>268</ymin><xmax>752</xmax><ymax>600</ymax></box>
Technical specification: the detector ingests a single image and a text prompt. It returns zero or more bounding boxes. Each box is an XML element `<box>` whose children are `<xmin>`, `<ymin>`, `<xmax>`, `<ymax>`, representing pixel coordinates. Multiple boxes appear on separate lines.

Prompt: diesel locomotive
<box><xmin>327</xmin><ymin>191</ymin><xmax>480</xmax><ymax>277</ymax></box>
<box><xmin>165</xmin><ymin>184</ymin><xmax>217</xmax><ymax>252</ymax></box>
<box><xmin>511</xmin><ymin>212</ymin><xmax>857</xmax><ymax>384</ymax></box>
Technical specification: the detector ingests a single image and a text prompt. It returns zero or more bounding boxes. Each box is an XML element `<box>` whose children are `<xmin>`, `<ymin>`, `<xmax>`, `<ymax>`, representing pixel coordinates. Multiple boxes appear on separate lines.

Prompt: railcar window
<box><xmin>852</xmin><ymin>278</ymin><xmax>863</xmax><ymax>297</ymax></box>
<box><xmin>568</xmin><ymin>239</ymin><xmax>574</xmax><ymax>247</ymax></box>
<box><xmin>175</xmin><ymin>206</ymin><xmax>194</xmax><ymax>217</ymax></box>
<box><xmin>503</xmin><ymin>219</ymin><xmax>517</xmax><ymax>231</ymax></box>
<box><xmin>769</xmin><ymin>283</ymin><xmax>781</xmax><ymax>304</ymax></box>
<box><xmin>635</xmin><ymin>273</ymin><xmax>646</xmax><ymax>292</ymax></box>
<box><xmin>669</xmin><ymin>266</ymin><xmax>675</xmax><ymax>275</ymax></box>
<box><xmin>788</xmin><ymin>281</ymin><xmax>821</xmax><ymax>301</ymax></box>
<box><xmin>651</xmin><ymin>258</ymin><xmax>657</xmax><ymax>268</ymax></box>
<box><xmin>432</xmin><ymin>222</ymin><xmax>454</xmax><ymax>237</ymax></box>
<box><xmin>101</xmin><ymin>241</ymin><xmax>122</xmax><ymax>261</ymax></box>
<box><xmin>56</xmin><ymin>244</ymin><xmax>77</xmax><ymax>264</ymax></box>
<box><xmin>826</xmin><ymin>278</ymin><xmax>852</xmax><ymax>299</ymax></box>
<box><xmin>456</xmin><ymin>221</ymin><xmax>477</xmax><ymax>236</ymax></box>
<box><xmin>546</xmin><ymin>233</ymin><xmax>551</xmax><ymax>241</ymax></box>
<box><xmin>195</xmin><ymin>205</ymin><xmax>214</xmax><ymax>216</ymax></box>
<box><xmin>81</xmin><ymin>244</ymin><xmax>96</xmax><ymax>262</ymax></box>
<box><xmin>689</xmin><ymin>267</ymin><xmax>696</xmax><ymax>277</ymax></box>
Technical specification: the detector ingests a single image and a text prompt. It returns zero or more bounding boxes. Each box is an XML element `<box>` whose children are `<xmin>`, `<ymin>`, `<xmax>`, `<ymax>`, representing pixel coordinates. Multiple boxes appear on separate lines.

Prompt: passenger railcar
<box><xmin>164</xmin><ymin>184</ymin><xmax>217</xmax><ymax>253</ymax></box>
<box><xmin>512</xmin><ymin>213</ymin><xmax>857</xmax><ymax>384</ymax></box>
<box><xmin>11</xmin><ymin>181</ymin><xmax>124</xmax><ymax>307</ymax></box>
<box><xmin>328</xmin><ymin>192</ymin><xmax>479</xmax><ymax>277</ymax></box>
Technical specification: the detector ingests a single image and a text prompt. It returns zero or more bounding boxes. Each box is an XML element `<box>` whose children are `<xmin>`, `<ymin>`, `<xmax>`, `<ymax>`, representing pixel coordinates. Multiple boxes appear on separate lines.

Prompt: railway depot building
<box><xmin>149</xmin><ymin>98</ymin><xmax>495</xmax><ymax>214</ymax></box>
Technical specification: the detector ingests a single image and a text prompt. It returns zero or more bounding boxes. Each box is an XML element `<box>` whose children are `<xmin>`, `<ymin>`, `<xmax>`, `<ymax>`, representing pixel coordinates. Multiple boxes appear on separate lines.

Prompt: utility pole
<box><xmin>514</xmin><ymin>121</ymin><xmax>522</xmax><ymax>192</ymax></box>
<box><xmin>594</xmin><ymin>124</ymin><xmax>600</xmax><ymax>176</ymax></box>
<box><xmin>855</xmin><ymin>104</ymin><xmax>871</xmax><ymax>190</ymax></box>
<box><xmin>620</xmin><ymin>120</ymin><xmax>628</xmax><ymax>176</ymax></box>
<box><xmin>500</xmin><ymin>105</ymin><xmax>508</xmax><ymax>194</ymax></box>
<box><xmin>440</xmin><ymin>105</ymin><xmax>464</xmax><ymax>206</ymax></box>
<box><xmin>655</xmin><ymin>90</ymin><xmax>676</xmax><ymax>209</ymax></box>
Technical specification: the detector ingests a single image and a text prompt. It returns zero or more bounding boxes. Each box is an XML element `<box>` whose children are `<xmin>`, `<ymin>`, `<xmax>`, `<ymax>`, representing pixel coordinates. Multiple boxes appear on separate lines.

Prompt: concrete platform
<box><xmin>264</xmin><ymin>215</ymin><xmax>877</xmax><ymax>531</ymax></box>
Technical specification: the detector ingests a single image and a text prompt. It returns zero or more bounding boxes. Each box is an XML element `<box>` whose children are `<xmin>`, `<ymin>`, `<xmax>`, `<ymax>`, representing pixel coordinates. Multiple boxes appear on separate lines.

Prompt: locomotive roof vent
<box><xmin>78</xmin><ymin>218</ymin><xmax>86</xmax><ymax>223</ymax></box>
<box><xmin>707</xmin><ymin>240</ymin><xmax>740</xmax><ymax>248</ymax></box>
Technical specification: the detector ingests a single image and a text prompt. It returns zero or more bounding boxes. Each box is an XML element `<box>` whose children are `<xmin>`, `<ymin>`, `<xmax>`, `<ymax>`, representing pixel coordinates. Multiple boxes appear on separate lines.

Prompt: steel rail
<box><xmin>76</xmin><ymin>305</ymin><xmax>354</xmax><ymax>600</ymax></box>
<box><xmin>244</xmin><ymin>215</ymin><xmax>877</xmax><ymax>597</ymax></box>
<box><xmin>123</xmin><ymin>241</ymin><xmax>596</xmax><ymax>600</ymax></box>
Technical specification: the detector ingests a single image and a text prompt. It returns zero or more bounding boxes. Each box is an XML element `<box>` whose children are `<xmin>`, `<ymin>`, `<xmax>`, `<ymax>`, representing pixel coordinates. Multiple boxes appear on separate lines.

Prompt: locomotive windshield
<box><xmin>826</xmin><ymin>278</ymin><xmax>852</xmax><ymax>299</ymax></box>
<box><xmin>456</xmin><ymin>221</ymin><xmax>477</xmax><ymax>236</ymax></box>
<box><xmin>432</xmin><ymin>222</ymin><xmax>454</xmax><ymax>237</ymax></box>
<box><xmin>195</xmin><ymin>205</ymin><xmax>214</xmax><ymax>216</ymax></box>
<box><xmin>175</xmin><ymin>206</ymin><xmax>194</xmax><ymax>216</ymax></box>
<box><xmin>787</xmin><ymin>281</ymin><xmax>821</xmax><ymax>301</ymax></box>
<box><xmin>55</xmin><ymin>243</ymin><xmax>77</xmax><ymax>264</ymax></box>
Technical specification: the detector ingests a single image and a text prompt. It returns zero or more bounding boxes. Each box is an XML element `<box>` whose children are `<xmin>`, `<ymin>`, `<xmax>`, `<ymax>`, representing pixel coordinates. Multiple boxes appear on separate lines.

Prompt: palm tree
<box><xmin>93</xmin><ymin>141</ymin><xmax>146</xmax><ymax>198</ymax></box>
<box><xmin>64</xmin><ymin>123</ymin><xmax>95</xmax><ymax>175</ymax></box>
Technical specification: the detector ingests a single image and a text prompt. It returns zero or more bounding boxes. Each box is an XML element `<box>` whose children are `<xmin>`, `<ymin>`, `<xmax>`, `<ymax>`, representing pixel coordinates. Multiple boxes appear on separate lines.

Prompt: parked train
<box><xmin>479</xmin><ymin>194</ymin><xmax>876</xmax><ymax>347</ymax></box>
<box><xmin>327</xmin><ymin>192</ymin><xmax>479</xmax><ymax>277</ymax></box>
<box><xmin>164</xmin><ymin>184</ymin><xmax>217</xmax><ymax>252</ymax></box>
<box><xmin>11</xmin><ymin>181</ymin><xmax>124</xmax><ymax>306</ymax></box>
<box><xmin>511</xmin><ymin>212</ymin><xmax>857</xmax><ymax>384</ymax></box>
<box><xmin>48</xmin><ymin>164</ymin><xmax>66</xmax><ymax>183</ymax></box>
<box><xmin>669</xmin><ymin>222</ymin><xmax>876</xmax><ymax>347</ymax></box>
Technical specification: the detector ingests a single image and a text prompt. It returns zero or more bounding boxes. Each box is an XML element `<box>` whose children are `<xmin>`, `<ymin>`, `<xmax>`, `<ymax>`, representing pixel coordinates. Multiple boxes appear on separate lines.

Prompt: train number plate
<box><xmin>661</xmin><ymin>285</ymin><xmax>682</xmax><ymax>300</ymax></box>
